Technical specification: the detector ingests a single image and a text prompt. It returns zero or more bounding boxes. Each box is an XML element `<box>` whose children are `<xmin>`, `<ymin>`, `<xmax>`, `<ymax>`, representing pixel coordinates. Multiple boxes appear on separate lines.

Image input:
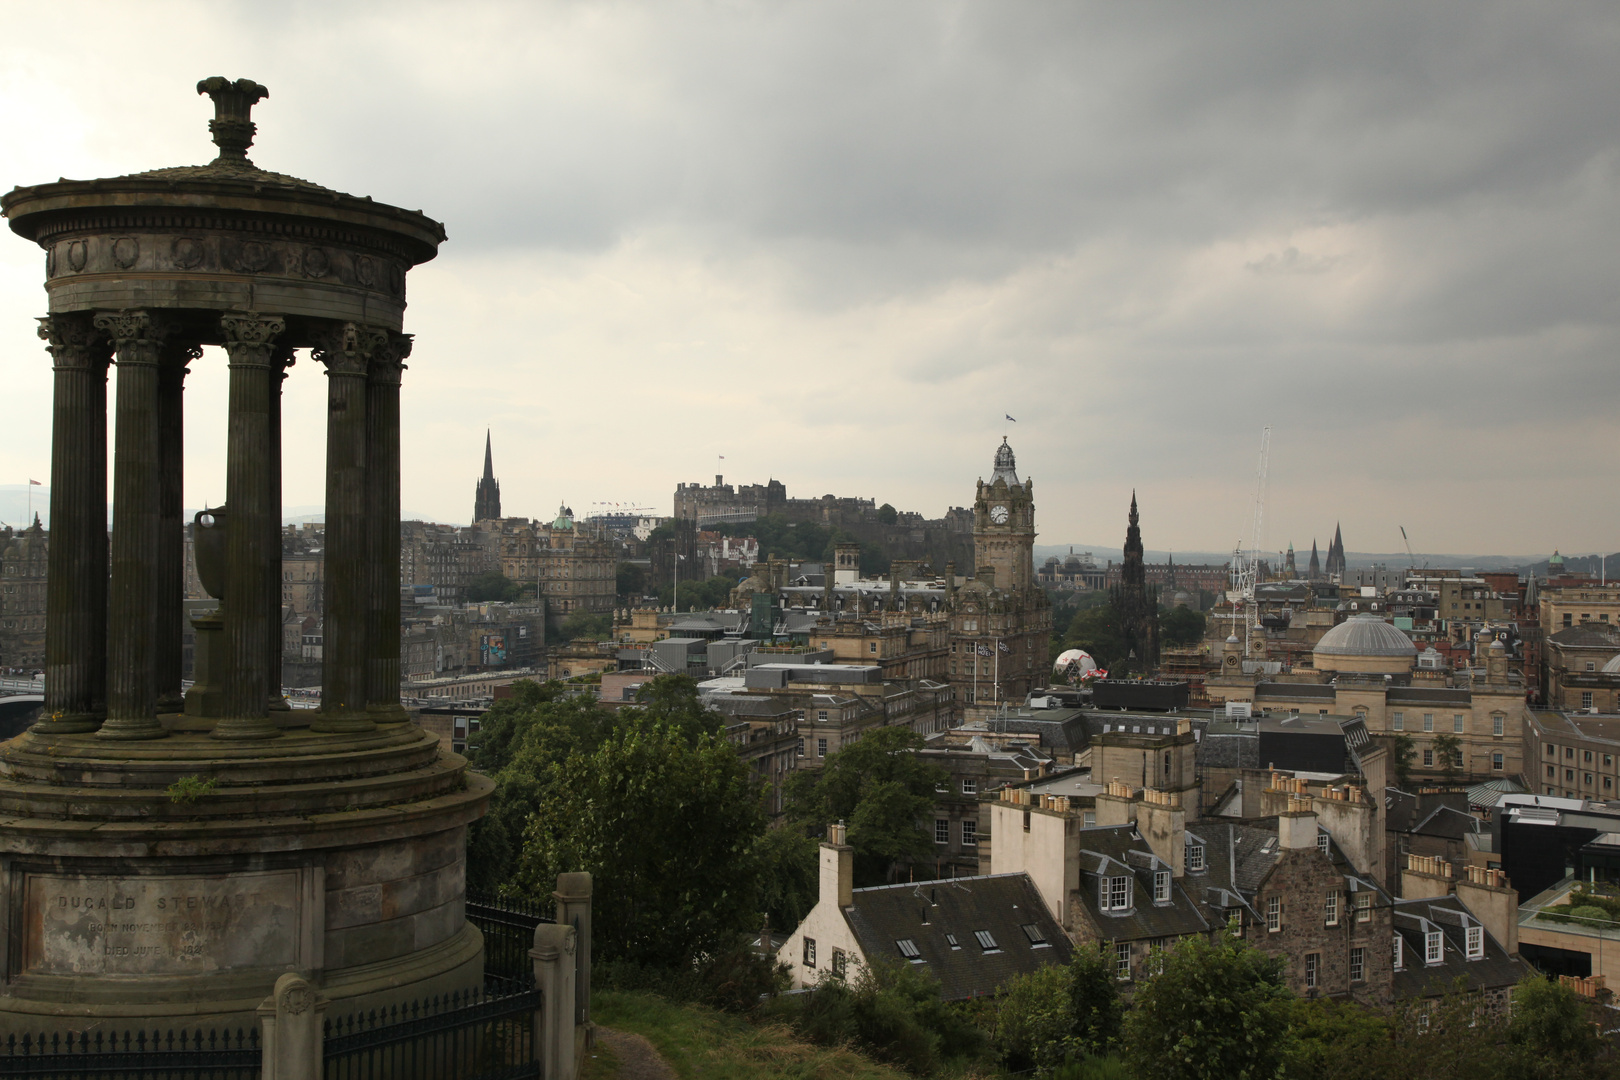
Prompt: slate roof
<box><xmin>1411</xmin><ymin>803</ymin><xmax>1485</xmax><ymax>841</ymax></box>
<box><xmin>1548</xmin><ymin>626</ymin><xmax>1620</xmax><ymax>650</ymax></box>
<box><xmin>1195</xmin><ymin>819</ymin><xmax>1391</xmax><ymax>920</ymax></box>
<box><xmin>1386</xmin><ymin>790</ymin><xmax>1472</xmax><ymax>834</ymax></box>
<box><xmin>843</xmin><ymin>873</ymin><xmax>1071</xmax><ymax>1000</ymax></box>
<box><xmin>1386</xmin><ymin>687</ymin><xmax>1472</xmax><ymax>706</ymax></box>
<box><xmin>1392</xmin><ymin>896</ymin><xmax>1531</xmax><ymax>1000</ymax></box>
<box><xmin>1070</xmin><ymin>826</ymin><xmax>1213</xmax><ymax>942</ymax></box>
<box><xmin>1255</xmin><ymin>683</ymin><xmax>1336</xmax><ymax>702</ymax></box>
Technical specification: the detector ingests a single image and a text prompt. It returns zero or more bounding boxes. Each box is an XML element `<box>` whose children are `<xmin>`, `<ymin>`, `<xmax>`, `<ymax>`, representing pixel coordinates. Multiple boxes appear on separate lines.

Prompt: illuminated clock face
<box><xmin>990</xmin><ymin>505</ymin><xmax>1009</xmax><ymax>524</ymax></box>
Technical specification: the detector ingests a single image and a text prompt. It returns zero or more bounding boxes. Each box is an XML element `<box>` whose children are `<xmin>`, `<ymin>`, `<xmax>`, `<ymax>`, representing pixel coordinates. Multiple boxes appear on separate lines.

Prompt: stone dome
<box><xmin>1603</xmin><ymin>653</ymin><xmax>1620</xmax><ymax>674</ymax></box>
<box><xmin>1314</xmin><ymin>614</ymin><xmax>1418</xmax><ymax>658</ymax></box>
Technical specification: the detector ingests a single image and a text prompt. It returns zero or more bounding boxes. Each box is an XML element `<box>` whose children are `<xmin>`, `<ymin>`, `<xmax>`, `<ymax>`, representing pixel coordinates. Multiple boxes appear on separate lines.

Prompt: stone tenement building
<box><xmin>483</xmin><ymin>504</ymin><xmax>616</xmax><ymax>626</ymax></box>
<box><xmin>0</xmin><ymin>519</ymin><xmax>48</xmax><ymax>671</ymax></box>
<box><xmin>401</xmin><ymin>519</ymin><xmax>495</xmax><ymax>602</ymax></box>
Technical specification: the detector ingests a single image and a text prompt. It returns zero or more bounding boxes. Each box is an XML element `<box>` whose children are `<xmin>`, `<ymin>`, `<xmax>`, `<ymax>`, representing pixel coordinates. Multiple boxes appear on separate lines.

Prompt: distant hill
<box><xmin>1035</xmin><ymin>542</ymin><xmax>1585</xmax><ymax>576</ymax></box>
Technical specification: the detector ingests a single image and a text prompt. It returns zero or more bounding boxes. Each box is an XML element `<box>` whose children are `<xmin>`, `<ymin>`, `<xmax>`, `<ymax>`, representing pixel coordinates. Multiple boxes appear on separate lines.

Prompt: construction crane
<box><xmin>1400</xmin><ymin>526</ymin><xmax>1416</xmax><ymax>573</ymax></box>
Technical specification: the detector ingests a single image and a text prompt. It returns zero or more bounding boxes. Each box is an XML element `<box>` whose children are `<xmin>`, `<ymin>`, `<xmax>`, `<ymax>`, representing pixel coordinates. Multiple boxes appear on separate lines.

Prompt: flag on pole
<box><xmin>1005</xmin><ymin>415</ymin><xmax>1016</xmax><ymax>422</ymax></box>
<box><xmin>998</xmin><ymin>640</ymin><xmax>1010</xmax><ymax>653</ymax></box>
<box><xmin>977</xmin><ymin>644</ymin><xmax>993</xmax><ymax>657</ymax></box>
<box><xmin>28</xmin><ymin>480</ymin><xmax>40</xmax><ymax>486</ymax></box>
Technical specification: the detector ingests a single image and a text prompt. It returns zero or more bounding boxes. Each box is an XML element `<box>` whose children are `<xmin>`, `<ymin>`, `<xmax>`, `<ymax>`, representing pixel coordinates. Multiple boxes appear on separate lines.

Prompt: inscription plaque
<box><xmin>21</xmin><ymin>870</ymin><xmax>302</xmax><ymax>976</ymax></box>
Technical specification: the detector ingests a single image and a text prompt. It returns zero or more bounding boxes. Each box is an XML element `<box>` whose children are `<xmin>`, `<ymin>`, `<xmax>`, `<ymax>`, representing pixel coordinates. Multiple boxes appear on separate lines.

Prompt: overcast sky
<box><xmin>1</xmin><ymin>2</ymin><xmax>1616</xmax><ymax>558</ymax></box>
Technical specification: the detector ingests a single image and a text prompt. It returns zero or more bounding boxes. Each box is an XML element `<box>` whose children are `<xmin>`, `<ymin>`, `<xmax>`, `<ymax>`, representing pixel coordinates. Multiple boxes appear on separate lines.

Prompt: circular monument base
<box><xmin>0</xmin><ymin>720</ymin><xmax>491</xmax><ymax>1037</ymax></box>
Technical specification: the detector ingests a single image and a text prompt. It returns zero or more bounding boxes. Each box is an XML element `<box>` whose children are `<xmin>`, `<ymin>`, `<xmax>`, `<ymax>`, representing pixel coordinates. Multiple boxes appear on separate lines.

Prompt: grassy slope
<box><xmin>592</xmin><ymin>989</ymin><xmax>918</xmax><ymax>1080</ymax></box>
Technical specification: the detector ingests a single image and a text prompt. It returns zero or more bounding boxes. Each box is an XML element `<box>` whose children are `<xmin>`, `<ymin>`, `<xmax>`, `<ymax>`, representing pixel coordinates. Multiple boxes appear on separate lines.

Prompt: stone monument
<box><xmin>0</xmin><ymin>77</ymin><xmax>489</xmax><ymax>1034</ymax></box>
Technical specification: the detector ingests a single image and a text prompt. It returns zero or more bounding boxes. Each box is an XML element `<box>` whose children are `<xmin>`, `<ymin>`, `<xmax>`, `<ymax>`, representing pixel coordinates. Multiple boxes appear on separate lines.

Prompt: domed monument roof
<box><xmin>1313</xmin><ymin>613</ymin><xmax>1418</xmax><ymax>658</ymax></box>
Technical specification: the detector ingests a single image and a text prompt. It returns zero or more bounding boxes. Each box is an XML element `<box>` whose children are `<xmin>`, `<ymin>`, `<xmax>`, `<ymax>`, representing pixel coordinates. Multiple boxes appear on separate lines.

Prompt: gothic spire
<box><xmin>474</xmin><ymin>429</ymin><xmax>502</xmax><ymax>522</ymax></box>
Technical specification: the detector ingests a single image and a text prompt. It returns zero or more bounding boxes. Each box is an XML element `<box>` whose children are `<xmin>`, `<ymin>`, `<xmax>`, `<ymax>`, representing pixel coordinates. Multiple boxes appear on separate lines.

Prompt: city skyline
<box><xmin>1</xmin><ymin>4</ymin><xmax>1617</xmax><ymax>554</ymax></box>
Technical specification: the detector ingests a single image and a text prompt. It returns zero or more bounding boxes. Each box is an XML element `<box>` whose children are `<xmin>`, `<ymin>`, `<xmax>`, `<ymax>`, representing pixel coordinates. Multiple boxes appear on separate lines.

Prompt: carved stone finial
<box><xmin>196</xmin><ymin>76</ymin><xmax>269</xmax><ymax>165</ymax></box>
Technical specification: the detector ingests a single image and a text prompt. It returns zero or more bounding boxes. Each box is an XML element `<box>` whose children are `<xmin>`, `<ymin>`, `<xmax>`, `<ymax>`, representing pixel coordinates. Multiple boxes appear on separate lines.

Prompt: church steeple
<box><xmin>473</xmin><ymin>429</ymin><xmax>502</xmax><ymax>522</ymax></box>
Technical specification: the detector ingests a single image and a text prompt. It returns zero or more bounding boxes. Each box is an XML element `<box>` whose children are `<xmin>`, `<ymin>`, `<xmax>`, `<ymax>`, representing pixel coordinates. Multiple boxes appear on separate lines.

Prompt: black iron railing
<box><xmin>0</xmin><ymin>1026</ymin><xmax>261</xmax><ymax>1078</ymax></box>
<box><xmin>323</xmin><ymin>979</ymin><xmax>540</xmax><ymax>1080</ymax></box>
<box><xmin>466</xmin><ymin>890</ymin><xmax>552</xmax><ymax>982</ymax></box>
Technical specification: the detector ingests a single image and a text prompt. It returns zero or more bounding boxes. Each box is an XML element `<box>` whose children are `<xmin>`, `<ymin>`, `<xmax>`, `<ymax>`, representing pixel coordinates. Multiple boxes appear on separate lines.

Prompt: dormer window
<box><xmin>1101</xmin><ymin>875</ymin><xmax>1133</xmax><ymax>913</ymax></box>
<box><xmin>1466</xmin><ymin>926</ymin><xmax>1483</xmax><ymax>960</ymax></box>
<box><xmin>1153</xmin><ymin>871</ymin><xmax>1171</xmax><ymax>904</ymax></box>
<box><xmin>1187</xmin><ymin>843</ymin><xmax>1206</xmax><ymax>873</ymax></box>
<box><xmin>1393</xmin><ymin>934</ymin><xmax>1404</xmax><ymax>971</ymax></box>
<box><xmin>1425</xmin><ymin>930</ymin><xmax>1443</xmax><ymax>965</ymax></box>
<box><xmin>1316</xmin><ymin>832</ymin><xmax>1330</xmax><ymax>854</ymax></box>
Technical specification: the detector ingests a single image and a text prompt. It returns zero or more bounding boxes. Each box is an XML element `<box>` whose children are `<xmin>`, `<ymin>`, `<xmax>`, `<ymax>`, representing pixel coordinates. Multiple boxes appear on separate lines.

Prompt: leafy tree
<box><xmin>1390</xmin><ymin>734</ymin><xmax>1417</xmax><ymax>790</ymax></box>
<box><xmin>464</xmin><ymin>681</ymin><xmax>610</xmax><ymax>894</ymax></box>
<box><xmin>658</xmin><ymin>573</ymin><xmax>743</xmax><ymax>611</ymax></box>
<box><xmin>877</xmin><ymin>502</ymin><xmax>898</xmax><ymax>525</ymax></box>
<box><xmin>752</xmin><ymin>825</ymin><xmax>820</xmax><ymax>935</ymax></box>
<box><xmin>629</xmin><ymin>674</ymin><xmax>726</xmax><ymax>746</ymax></box>
<box><xmin>783</xmin><ymin>725</ymin><xmax>948</xmax><ymax>885</ymax></box>
<box><xmin>1067</xmin><ymin>943</ymin><xmax>1123</xmax><ymax>1058</ymax></box>
<box><xmin>995</xmin><ymin>963</ymin><xmax>1078</xmax><ymax>1073</ymax></box>
<box><xmin>558</xmin><ymin>609</ymin><xmax>612</xmax><ymax>642</ymax></box>
<box><xmin>1064</xmin><ymin>602</ymin><xmax>1131</xmax><ymax>671</ymax></box>
<box><xmin>466</xmin><ymin>570</ymin><xmax>520</xmax><ymax>602</ymax></box>
<box><xmin>1433</xmin><ymin>733</ymin><xmax>1463</xmax><ymax>782</ymax></box>
<box><xmin>1160</xmin><ymin>606</ymin><xmax>1206</xmax><ymax>647</ymax></box>
<box><xmin>615</xmin><ymin>561</ymin><xmax>647</xmax><ymax>599</ymax></box>
<box><xmin>1121</xmin><ymin>931</ymin><xmax>1293</xmax><ymax>1080</ymax></box>
<box><xmin>1507</xmin><ymin>975</ymin><xmax>1611</xmax><ymax>1080</ymax></box>
<box><xmin>993</xmin><ymin>946</ymin><xmax>1122</xmax><ymax>1074</ymax></box>
<box><xmin>1286</xmin><ymin>997</ymin><xmax>1392</xmax><ymax>1080</ymax></box>
<box><xmin>515</xmin><ymin>709</ymin><xmax>765</xmax><ymax>967</ymax></box>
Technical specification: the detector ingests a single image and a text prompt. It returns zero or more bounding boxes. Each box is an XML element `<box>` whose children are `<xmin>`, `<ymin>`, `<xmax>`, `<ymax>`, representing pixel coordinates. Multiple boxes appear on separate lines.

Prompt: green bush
<box><xmin>771</xmin><ymin>961</ymin><xmax>989</xmax><ymax>1076</ymax></box>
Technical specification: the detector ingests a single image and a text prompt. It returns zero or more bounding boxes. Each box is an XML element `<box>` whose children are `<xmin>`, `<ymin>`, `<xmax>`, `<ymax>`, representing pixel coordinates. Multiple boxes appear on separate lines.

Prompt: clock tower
<box><xmin>973</xmin><ymin>438</ymin><xmax>1036</xmax><ymax>592</ymax></box>
<box><xmin>949</xmin><ymin>438</ymin><xmax>1050</xmax><ymax>706</ymax></box>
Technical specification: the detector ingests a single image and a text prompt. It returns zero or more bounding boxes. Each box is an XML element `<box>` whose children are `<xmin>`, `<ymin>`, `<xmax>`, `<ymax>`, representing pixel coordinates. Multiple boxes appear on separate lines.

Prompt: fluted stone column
<box><xmin>215</xmin><ymin>312</ymin><xmax>285</xmax><ymax>741</ymax></box>
<box><xmin>268</xmin><ymin>347</ymin><xmax>294</xmax><ymax>712</ymax></box>
<box><xmin>35</xmin><ymin>313</ymin><xmax>110</xmax><ymax>733</ymax></box>
<box><xmin>313</xmin><ymin>322</ymin><xmax>381</xmax><ymax>734</ymax></box>
<box><xmin>366</xmin><ymin>333</ymin><xmax>411</xmax><ymax>723</ymax></box>
<box><xmin>154</xmin><ymin>343</ymin><xmax>197</xmax><ymax>715</ymax></box>
<box><xmin>96</xmin><ymin>310</ymin><xmax>169</xmax><ymax>740</ymax></box>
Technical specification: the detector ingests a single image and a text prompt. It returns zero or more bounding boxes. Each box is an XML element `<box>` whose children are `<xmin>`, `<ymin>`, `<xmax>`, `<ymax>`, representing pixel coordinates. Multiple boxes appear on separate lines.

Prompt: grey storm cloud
<box><xmin>0</xmin><ymin>1</ymin><xmax>1615</xmax><ymax>554</ymax></box>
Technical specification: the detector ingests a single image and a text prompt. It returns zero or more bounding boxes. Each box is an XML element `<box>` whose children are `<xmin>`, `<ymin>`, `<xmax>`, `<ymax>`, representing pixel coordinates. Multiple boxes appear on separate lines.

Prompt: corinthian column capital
<box><xmin>37</xmin><ymin>312</ymin><xmax>111</xmax><ymax>371</ymax></box>
<box><xmin>367</xmin><ymin>331</ymin><xmax>412</xmax><ymax>387</ymax></box>
<box><xmin>220</xmin><ymin>312</ymin><xmax>287</xmax><ymax>367</ymax></box>
<box><xmin>312</xmin><ymin>321</ymin><xmax>387</xmax><ymax>378</ymax></box>
<box><xmin>94</xmin><ymin>309</ymin><xmax>175</xmax><ymax>368</ymax></box>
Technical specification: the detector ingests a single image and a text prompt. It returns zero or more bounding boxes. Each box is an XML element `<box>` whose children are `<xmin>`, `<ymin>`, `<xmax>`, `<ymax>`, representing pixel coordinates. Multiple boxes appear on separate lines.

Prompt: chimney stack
<box><xmin>1456</xmin><ymin>864</ymin><xmax>1518</xmax><ymax>956</ymax></box>
<box><xmin>821</xmin><ymin>822</ymin><xmax>853</xmax><ymax>910</ymax></box>
<box><xmin>1277</xmin><ymin>796</ymin><xmax>1318</xmax><ymax>850</ymax></box>
<box><xmin>1138</xmin><ymin>788</ymin><xmax>1187</xmax><ymax>877</ymax></box>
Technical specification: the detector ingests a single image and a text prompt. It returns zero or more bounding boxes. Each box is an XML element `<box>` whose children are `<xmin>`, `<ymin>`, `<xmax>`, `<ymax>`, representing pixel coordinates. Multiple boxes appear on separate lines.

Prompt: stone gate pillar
<box><xmin>96</xmin><ymin>310</ymin><xmax>168</xmax><ymax>740</ymax></box>
<box><xmin>365</xmin><ymin>333</ymin><xmax>410</xmax><ymax>723</ymax></box>
<box><xmin>216</xmin><ymin>311</ymin><xmax>285</xmax><ymax>741</ymax></box>
<box><xmin>36</xmin><ymin>313</ymin><xmax>110</xmax><ymax>733</ymax></box>
<box><xmin>313</xmin><ymin>322</ymin><xmax>380</xmax><ymax>734</ymax></box>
